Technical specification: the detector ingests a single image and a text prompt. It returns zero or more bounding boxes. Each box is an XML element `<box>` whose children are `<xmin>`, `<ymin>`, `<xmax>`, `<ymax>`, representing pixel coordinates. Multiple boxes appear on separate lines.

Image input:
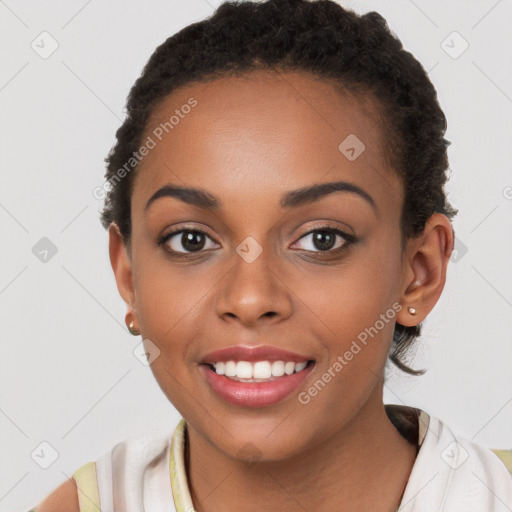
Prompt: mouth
<box><xmin>199</xmin><ymin>359</ymin><xmax>316</xmax><ymax>408</ymax></box>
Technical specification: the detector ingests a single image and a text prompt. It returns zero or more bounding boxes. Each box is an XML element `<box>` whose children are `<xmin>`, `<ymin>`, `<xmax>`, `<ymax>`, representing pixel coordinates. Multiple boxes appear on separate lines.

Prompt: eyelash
<box><xmin>157</xmin><ymin>224</ymin><xmax>357</xmax><ymax>257</ymax></box>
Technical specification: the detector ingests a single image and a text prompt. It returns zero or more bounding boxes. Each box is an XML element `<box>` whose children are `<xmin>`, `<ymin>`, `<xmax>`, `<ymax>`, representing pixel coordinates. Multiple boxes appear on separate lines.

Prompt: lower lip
<box><xmin>199</xmin><ymin>363</ymin><xmax>315</xmax><ymax>408</ymax></box>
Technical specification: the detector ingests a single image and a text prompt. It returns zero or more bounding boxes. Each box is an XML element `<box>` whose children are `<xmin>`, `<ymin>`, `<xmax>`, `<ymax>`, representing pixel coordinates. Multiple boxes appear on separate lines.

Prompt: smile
<box><xmin>198</xmin><ymin>344</ymin><xmax>316</xmax><ymax>406</ymax></box>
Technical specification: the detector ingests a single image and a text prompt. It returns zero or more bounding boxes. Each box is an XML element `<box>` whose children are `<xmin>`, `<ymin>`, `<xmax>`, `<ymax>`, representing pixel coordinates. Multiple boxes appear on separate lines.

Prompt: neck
<box><xmin>185</xmin><ymin>386</ymin><xmax>417</xmax><ymax>512</ymax></box>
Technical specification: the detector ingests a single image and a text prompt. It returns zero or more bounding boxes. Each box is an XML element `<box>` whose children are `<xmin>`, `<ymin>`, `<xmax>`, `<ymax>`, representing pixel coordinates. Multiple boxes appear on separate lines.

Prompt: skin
<box><xmin>35</xmin><ymin>478</ymin><xmax>79</xmax><ymax>512</ymax></box>
<box><xmin>105</xmin><ymin>70</ymin><xmax>453</xmax><ymax>511</ymax></box>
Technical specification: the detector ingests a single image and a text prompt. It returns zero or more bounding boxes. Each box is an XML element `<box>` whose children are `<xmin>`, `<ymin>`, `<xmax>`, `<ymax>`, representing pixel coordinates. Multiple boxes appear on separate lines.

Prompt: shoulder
<box><xmin>31</xmin><ymin>426</ymin><xmax>180</xmax><ymax>512</ymax></box>
<box><xmin>33</xmin><ymin>459</ymin><xmax>99</xmax><ymax>512</ymax></box>
<box><xmin>429</xmin><ymin>415</ymin><xmax>511</xmax><ymax>478</ymax></box>
<box><xmin>33</xmin><ymin>478</ymin><xmax>80</xmax><ymax>512</ymax></box>
<box><xmin>439</xmin><ymin>422</ymin><xmax>512</xmax><ymax>510</ymax></box>
<box><xmin>403</xmin><ymin>413</ymin><xmax>512</xmax><ymax>511</ymax></box>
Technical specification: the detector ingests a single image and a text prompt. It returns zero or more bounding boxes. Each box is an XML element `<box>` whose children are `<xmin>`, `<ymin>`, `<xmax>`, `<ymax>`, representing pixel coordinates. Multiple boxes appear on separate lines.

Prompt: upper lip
<box><xmin>200</xmin><ymin>344</ymin><xmax>314</xmax><ymax>364</ymax></box>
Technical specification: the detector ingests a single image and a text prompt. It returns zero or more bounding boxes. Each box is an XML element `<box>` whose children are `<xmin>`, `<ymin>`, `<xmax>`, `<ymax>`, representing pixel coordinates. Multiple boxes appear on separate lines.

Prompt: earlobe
<box><xmin>397</xmin><ymin>213</ymin><xmax>454</xmax><ymax>327</ymax></box>
<box><xmin>108</xmin><ymin>222</ymin><xmax>136</xmax><ymax>310</ymax></box>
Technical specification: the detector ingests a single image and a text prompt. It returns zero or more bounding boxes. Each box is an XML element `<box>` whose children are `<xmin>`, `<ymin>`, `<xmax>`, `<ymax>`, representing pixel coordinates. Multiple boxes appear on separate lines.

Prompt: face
<box><xmin>115</xmin><ymin>70</ymin><xmax>409</xmax><ymax>461</ymax></box>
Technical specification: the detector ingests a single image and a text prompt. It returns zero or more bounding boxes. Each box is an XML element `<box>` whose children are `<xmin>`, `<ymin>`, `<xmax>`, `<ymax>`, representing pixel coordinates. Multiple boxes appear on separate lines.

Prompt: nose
<box><xmin>215</xmin><ymin>243</ymin><xmax>293</xmax><ymax>328</ymax></box>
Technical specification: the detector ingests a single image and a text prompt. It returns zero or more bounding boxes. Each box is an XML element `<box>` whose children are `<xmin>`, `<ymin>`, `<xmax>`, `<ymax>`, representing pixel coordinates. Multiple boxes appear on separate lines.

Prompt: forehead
<box><xmin>132</xmin><ymin>70</ymin><xmax>402</xmax><ymax>218</ymax></box>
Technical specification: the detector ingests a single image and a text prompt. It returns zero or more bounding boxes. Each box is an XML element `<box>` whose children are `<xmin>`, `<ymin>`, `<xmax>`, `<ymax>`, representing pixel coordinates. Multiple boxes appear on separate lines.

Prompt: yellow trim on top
<box><xmin>170</xmin><ymin>418</ymin><xmax>195</xmax><ymax>512</ymax></box>
<box><xmin>72</xmin><ymin>461</ymin><xmax>101</xmax><ymax>512</ymax></box>
<box><xmin>492</xmin><ymin>449</ymin><xmax>512</xmax><ymax>476</ymax></box>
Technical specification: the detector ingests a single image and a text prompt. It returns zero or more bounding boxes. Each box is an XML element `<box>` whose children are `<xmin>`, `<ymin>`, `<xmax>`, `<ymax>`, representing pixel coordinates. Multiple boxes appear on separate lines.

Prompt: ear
<box><xmin>108</xmin><ymin>222</ymin><xmax>136</xmax><ymax>311</ymax></box>
<box><xmin>396</xmin><ymin>213</ymin><xmax>454</xmax><ymax>327</ymax></box>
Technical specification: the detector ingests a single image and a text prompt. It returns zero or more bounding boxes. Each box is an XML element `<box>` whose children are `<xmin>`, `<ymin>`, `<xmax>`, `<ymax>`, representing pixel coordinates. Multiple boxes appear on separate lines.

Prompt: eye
<box><xmin>158</xmin><ymin>227</ymin><xmax>219</xmax><ymax>254</ymax></box>
<box><xmin>292</xmin><ymin>226</ymin><xmax>356</xmax><ymax>253</ymax></box>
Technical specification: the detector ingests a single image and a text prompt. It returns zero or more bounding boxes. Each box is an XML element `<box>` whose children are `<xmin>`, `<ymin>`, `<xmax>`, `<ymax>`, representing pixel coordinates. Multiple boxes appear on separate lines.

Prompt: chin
<box><xmin>213</xmin><ymin>425</ymin><xmax>312</xmax><ymax>465</ymax></box>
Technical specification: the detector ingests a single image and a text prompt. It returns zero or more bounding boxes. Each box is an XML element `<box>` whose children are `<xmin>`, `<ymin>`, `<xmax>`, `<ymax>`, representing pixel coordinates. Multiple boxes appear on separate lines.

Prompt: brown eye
<box><xmin>159</xmin><ymin>228</ymin><xmax>219</xmax><ymax>254</ymax></box>
<box><xmin>293</xmin><ymin>226</ymin><xmax>356</xmax><ymax>253</ymax></box>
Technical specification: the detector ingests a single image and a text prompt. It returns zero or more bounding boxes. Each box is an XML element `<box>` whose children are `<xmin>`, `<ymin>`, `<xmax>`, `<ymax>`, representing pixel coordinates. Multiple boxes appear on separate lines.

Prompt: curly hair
<box><xmin>99</xmin><ymin>0</ymin><xmax>457</xmax><ymax>375</ymax></box>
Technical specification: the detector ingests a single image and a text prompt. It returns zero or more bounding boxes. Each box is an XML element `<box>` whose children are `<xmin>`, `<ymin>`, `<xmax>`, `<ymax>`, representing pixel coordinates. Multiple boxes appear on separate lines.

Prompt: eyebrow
<box><xmin>144</xmin><ymin>180</ymin><xmax>376</xmax><ymax>212</ymax></box>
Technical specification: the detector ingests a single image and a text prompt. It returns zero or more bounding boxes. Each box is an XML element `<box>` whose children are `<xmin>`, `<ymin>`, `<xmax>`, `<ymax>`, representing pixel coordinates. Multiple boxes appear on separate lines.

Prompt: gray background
<box><xmin>1</xmin><ymin>0</ymin><xmax>511</xmax><ymax>510</ymax></box>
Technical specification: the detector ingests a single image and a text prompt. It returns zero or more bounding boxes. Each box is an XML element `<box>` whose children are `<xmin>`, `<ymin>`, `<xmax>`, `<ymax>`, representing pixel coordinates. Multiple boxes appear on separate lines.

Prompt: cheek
<box><xmin>295</xmin><ymin>272</ymin><xmax>397</xmax><ymax>367</ymax></box>
<box><xmin>132</xmin><ymin>265</ymin><xmax>208</xmax><ymax>416</ymax></box>
<box><xmin>292</xmin><ymin>235</ymin><xmax>402</xmax><ymax>366</ymax></box>
<box><xmin>132</xmin><ymin>231</ymin><xmax>208</xmax><ymax>335</ymax></box>
<box><xmin>290</xmin><ymin>294</ymin><xmax>398</xmax><ymax>452</ymax></box>
<box><xmin>290</xmin><ymin>247</ymin><xmax>402</xmax><ymax>435</ymax></box>
<box><xmin>134</xmin><ymin>272</ymin><xmax>207</xmax><ymax>362</ymax></box>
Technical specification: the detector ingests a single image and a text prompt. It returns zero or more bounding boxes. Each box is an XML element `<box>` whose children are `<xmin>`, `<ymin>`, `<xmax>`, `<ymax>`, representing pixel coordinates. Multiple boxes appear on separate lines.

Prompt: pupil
<box><xmin>314</xmin><ymin>231</ymin><xmax>335</xmax><ymax>251</ymax></box>
<box><xmin>183</xmin><ymin>231</ymin><xmax>205</xmax><ymax>252</ymax></box>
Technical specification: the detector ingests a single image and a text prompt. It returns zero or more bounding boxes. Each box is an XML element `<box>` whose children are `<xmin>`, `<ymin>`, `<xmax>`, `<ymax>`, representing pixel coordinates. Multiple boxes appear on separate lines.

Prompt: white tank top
<box><xmin>71</xmin><ymin>406</ymin><xmax>512</xmax><ymax>512</ymax></box>
<box><xmin>72</xmin><ymin>418</ymin><xmax>192</xmax><ymax>512</ymax></box>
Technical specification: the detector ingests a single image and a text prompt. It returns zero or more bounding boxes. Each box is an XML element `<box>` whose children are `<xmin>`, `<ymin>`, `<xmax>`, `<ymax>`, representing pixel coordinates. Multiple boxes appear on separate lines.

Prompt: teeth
<box><xmin>271</xmin><ymin>360</ymin><xmax>285</xmax><ymax>377</ymax></box>
<box><xmin>295</xmin><ymin>361</ymin><xmax>307</xmax><ymax>372</ymax></box>
<box><xmin>225</xmin><ymin>361</ymin><xmax>237</xmax><ymax>377</ymax></box>
<box><xmin>211</xmin><ymin>360</ymin><xmax>310</xmax><ymax>380</ymax></box>
<box><xmin>236</xmin><ymin>361</ymin><xmax>253</xmax><ymax>379</ymax></box>
<box><xmin>253</xmin><ymin>361</ymin><xmax>271</xmax><ymax>379</ymax></box>
<box><xmin>284</xmin><ymin>361</ymin><xmax>295</xmax><ymax>375</ymax></box>
<box><xmin>215</xmin><ymin>361</ymin><xmax>225</xmax><ymax>375</ymax></box>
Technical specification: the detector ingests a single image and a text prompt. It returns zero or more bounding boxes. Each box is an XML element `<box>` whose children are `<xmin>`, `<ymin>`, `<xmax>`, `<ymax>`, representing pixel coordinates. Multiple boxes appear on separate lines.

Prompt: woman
<box><xmin>33</xmin><ymin>0</ymin><xmax>512</xmax><ymax>510</ymax></box>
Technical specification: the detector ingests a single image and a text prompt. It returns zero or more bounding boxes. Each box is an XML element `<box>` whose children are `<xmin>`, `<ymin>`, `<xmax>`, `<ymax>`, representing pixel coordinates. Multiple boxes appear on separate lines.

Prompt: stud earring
<box><xmin>408</xmin><ymin>307</ymin><xmax>417</xmax><ymax>315</ymax></box>
<box><xmin>126</xmin><ymin>310</ymin><xmax>140</xmax><ymax>336</ymax></box>
<box><xmin>128</xmin><ymin>320</ymin><xmax>140</xmax><ymax>336</ymax></box>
